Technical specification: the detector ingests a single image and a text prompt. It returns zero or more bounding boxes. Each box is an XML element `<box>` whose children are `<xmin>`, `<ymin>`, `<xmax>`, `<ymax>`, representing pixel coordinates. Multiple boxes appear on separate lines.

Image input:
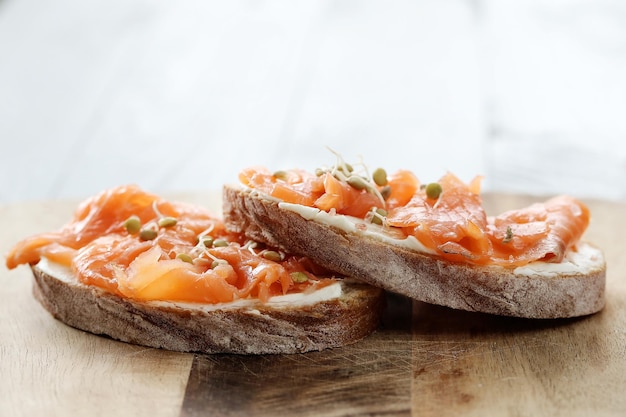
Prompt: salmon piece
<box><xmin>239</xmin><ymin>166</ymin><xmax>274</xmax><ymax>189</ymax></box>
<box><xmin>386</xmin><ymin>172</ymin><xmax>492</xmax><ymax>263</ymax></box>
<box><xmin>5</xmin><ymin>185</ymin><xmax>177</xmax><ymax>268</ymax></box>
<box><xmin>6</xmin><ymin>233</ymin><xmax>67</xmax><ymax>269</ymax></box>
<box><xmin>487</xmin><ymin>195</ymin><xmax>590</xmax><ymax>266</ymax></box>
<box><xmin>115</xmin><ymin>246</ymin><xmax>239</xmax><ymax>303</ymax></box>
<box><xmin>385</xmin><ymin>169</ymin><xmax>420</xmax><ymax>209</ymax></box>
<box><xmin>208</xmin><ymin>245</ymin><xmax>288</xmax><ymax>302</ymax></box>
<box><xmin>73</xmin><ymin>235</ymin><xmax>154</xmax><ymax>295</ymax></box>
<box><xmin>241</xmin><ymin>166</ymin><xmax>382</xmax><ymax>217</ymax></box>
<box><xmin>386</xmin><ymin>174</ymin><xmax>590</xmax><ymax>266</ymax></box>
<box><xmin>6</xmin><ymin>185</ymin><xmax>333</xmax><ymax>304</ymax></box>
<box><xmin>240</xmin><ymin>165</ymin><xmax>590</xmax><ymax>268</ymax></box>
<box><xmin>42</xmin><ymin>243</ymin><xmax>77</xmax><ymax>268</ymax></box>
<box><xmin>239</xmin><ymin>166</ymin><xmax>324</xmax><ymax>207</ymax></box>
<box><xmin>314</xmin><ymin>173</ymin><xmax>382</xmax><ymax>218</ymax></box>
<box><xmin>271</xmin><ymin>182</ymin><xmax>318</xmax><ymax>207</ymax></box>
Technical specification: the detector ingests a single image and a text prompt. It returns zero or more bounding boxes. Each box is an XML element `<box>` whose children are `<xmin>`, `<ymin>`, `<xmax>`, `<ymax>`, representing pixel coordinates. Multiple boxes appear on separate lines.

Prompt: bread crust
<box><xmin>222</xmin><ymin>185</ymin><xmax>606</xmax><ymax>319</ymax></box>
<box><xmin>30</xmin><ymin>264</ymin><xmax>385</xmax><ymax>355</ymax></box>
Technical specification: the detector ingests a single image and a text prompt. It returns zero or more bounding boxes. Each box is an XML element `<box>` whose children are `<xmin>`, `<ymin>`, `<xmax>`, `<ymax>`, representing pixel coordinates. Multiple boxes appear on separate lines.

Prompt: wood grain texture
<box><xmin>410</xmin><ymin>301</ymin><xmax>626</xmax><ymax>416</ymax></box>
<box><xmin>181</xmin><ymin>293</ymin><xmax>413</xmax><ymax>417</ymax></box>
<box><xmin>0</xmin><ymin>199</ymin><xmax>193</xmax><ymax>417</ymax></box>
<box><xmin>1</xmin><ymin>192</ymin><xmax>625</xmax><ymax>416</ymax></box>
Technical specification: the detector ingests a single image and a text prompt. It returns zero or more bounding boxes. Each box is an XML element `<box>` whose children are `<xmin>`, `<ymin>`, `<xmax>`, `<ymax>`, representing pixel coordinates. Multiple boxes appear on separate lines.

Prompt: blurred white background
<box><xmin>1</xmin><ymin>0</ymin><xmax>625</xmax><ymax>204</ymax></box>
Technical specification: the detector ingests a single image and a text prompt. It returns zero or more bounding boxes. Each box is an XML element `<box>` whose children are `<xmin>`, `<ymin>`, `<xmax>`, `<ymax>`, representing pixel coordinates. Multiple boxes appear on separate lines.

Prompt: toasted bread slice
<box><xmin>223</xmin><ymin>185</ymin><xmax>606</xmax><ymax>319</ymax></box>
<box><xmin>30</xmin><ymin>258</ymin><xmax>385</xmax><ymax>355</ymax></box>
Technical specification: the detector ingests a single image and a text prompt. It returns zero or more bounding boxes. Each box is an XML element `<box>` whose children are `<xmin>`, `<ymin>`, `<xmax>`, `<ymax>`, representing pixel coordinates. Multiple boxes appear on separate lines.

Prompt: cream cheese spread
<box><xmin>512</xmin><ymin>243</ymin><xmax>604</xmax><ymax>277</ymax></box>
<box><xmin>278</xmin><ymin>201</ymin><xmax>437</xmax><ymax>254</ymax></box>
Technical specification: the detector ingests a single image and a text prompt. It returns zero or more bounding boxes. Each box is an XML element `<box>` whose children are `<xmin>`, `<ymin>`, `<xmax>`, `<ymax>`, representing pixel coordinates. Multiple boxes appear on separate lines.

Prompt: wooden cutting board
<box><xmin>1</xmin><ymin>192</ymin><xmax>625</xmax><ymax>417</ymax></box>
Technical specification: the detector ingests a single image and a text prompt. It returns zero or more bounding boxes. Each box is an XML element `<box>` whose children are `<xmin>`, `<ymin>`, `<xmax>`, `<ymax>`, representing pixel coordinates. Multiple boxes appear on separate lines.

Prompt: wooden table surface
<box><xmin>1</xmin><ymin>192</ymin><xmax>625</xmax><ymax>417</ymax></box>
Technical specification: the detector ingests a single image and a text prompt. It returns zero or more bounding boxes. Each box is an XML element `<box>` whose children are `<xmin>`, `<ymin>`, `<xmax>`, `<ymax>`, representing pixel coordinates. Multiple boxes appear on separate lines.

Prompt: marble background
<box><xmin>1</xmin><ymin>0</ymin><xmax>625</xmax><ymax>204</ymax></box>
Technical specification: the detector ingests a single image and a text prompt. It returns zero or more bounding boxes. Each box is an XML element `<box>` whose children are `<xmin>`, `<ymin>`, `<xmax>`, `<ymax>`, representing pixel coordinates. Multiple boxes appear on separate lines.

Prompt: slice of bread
<box><xmin>30</xmin><ymin>258</ymin><xmax>385</xmax><ymax>355</ymax></box>
<box><xmin>223</xmin><ymin>185</ymin><xmax>606</xmax><ymax>319</ymax></box>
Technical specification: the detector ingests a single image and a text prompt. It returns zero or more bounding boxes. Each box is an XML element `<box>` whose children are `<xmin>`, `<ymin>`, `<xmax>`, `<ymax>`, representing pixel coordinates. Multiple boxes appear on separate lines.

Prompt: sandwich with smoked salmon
<box><xmin>223</xmin><ymin>152</ymin><xmax>606</xmax><ymax>319</ymax></box>
<box><xmin>5</xmin><ymin>185</ymin><xmax>385</xmax><ymax>354</ymax></box>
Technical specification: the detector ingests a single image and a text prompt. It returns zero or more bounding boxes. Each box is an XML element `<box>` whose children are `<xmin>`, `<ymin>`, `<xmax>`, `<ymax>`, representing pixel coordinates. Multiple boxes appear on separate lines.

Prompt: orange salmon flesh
<box><xmin>5</xmin><ymin>185</ymin><xmax>334</xmax><ymax>304</ymax></box>
<box><xmin>239</xmin><ymin>166</ymin><xmax>590</xmax><ymax>267</ymax></box>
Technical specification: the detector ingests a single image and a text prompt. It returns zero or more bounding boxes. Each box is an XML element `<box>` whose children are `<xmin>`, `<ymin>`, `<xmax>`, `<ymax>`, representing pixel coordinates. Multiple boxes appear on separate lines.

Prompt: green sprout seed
<box><xmin>123</xmin><ymin>215</ymin><xmax>141</xmax><ymax>234</ymax></box>
<box><xmin>343</xmin><ymin>163</ymin><xmax>354</xmax><ymax>173</ymax></box>
<box><xmin>201</xmin><ymin>236</ymin><xmax>214</xmax><ymax>247</ymax></box>
<box><xmin>213</xmin><ymin>239</ymin><xmax>228</xmax><ymax>247</ymax></box>
<box><xmin>291</xmin><ymin>272</ymin><xmax>309</xmax><ymax>283</ymax></box>
<box><xmin>372</xmin><ymin>168</ymin><xmax>388</xmax><ymax>186</ymax></box>
<box><xmin>502</xmin><ymin>226</ymin><xmax>514</xmax><ymax>244</ymax></box>
<box><xmin>139</xmin><ymin>228</ymin><xmax>158</xmax><ymax>241</ymax></box>
<box><xmin>210</xmin><ymin>259</ymin><xmax>229</xmax><ymax>269</ymax></box>
<box><xmin>262</xmin><ymin>250</ymin><xmax>282</xmax><ymax>262</ymax></box>
<box><xmin>273</xmin><ymin>170</ymin><xmax>288</xmax><ymax>181</ymax></box>
<box><xmin>371</xmin><ymin>208</ymin><xmax>388</xmax><ymax>225</ymax></box>
<box><xmin>177</xmin><ymin>253</ymin><xmax>193</xmax><ymax>263</ymax></box>
<box><xmin>158</xmin><ymin>216</ymin><xmax>178</xmax><ymax>228</ymax></box>
<box><xmin>425</xmin><ymin>182</ymin><xmax>443</xmax><ymax>200</ymax></box>
<box><xmin>347</xmin><ymin>176</ymin><xmax>368</xmax><ymax>190</ymax></box>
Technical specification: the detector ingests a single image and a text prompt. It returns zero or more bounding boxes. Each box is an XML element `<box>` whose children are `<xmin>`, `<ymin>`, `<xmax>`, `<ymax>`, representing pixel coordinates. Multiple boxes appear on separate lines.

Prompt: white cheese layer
<box><xmin>36</xmin><ymin>257</ymin><xmax>343</xmax><ymax>311</ymax></box>
<box><xmin>512</xmin><ymin>243</ymin><xmax>605</xmax><ymax>277</ymax></box>
<box><xmin>278</xmin><ymin>202</ymin><xmax>436</xmax><ymax>254</ymax></box>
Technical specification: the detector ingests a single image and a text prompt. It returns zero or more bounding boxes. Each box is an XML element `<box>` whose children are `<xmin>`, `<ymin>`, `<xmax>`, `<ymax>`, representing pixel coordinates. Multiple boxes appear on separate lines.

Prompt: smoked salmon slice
<box><xmin>6</xmin><ymin>185</ymin><xmax>334</xmax><ymax>304</ymax></box>
<box><xmin>239</xmin><ymin>162</ymin><xmax>591</xmax><ymax>268</ymax></box>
